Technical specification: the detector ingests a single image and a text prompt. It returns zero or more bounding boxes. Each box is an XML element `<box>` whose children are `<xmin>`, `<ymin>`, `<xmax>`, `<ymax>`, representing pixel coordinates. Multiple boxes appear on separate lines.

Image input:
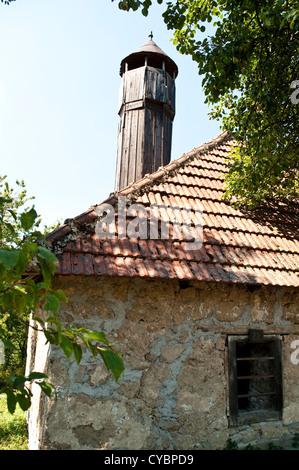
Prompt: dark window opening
<box><xmin>228</xmin><ymin>335</ymin><xmax>282</xmax><ymax>426</ymax></box>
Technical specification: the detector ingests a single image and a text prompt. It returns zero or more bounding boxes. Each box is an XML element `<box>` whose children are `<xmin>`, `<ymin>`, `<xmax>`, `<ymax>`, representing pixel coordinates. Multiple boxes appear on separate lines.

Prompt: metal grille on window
<box><xmin>228</xmin><ymin>332</ymin><xmax>282</xmax><ymax>426</ymax></box>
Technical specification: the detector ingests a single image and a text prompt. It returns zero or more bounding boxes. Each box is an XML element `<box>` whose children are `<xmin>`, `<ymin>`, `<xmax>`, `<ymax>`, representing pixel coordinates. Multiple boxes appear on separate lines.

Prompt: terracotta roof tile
<box><xmin>93</xmin><ymin>256</ymin><xmax>107</xmax><ymax>276</ymax></box>
<box><xmin>142</xmin><ymin>259</ymin><xmax>155</xmax><ymax>277</ymax></box>
<box><xmin>49</xmin><ymin>132</ymin><xmax>299</xmax><ymax>287</ymax></box>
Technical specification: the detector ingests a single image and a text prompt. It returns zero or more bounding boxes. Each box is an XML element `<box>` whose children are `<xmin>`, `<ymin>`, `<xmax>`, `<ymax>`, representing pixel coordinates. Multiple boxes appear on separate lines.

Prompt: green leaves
<box><xmin>36</xmin><ymin>301</ymin><xmax>124</xmax><ymax>382</ymax></box>
<box><xmin>0</xmin><ymin>249</ymin><xmax>20</xmax><ymax>269</ymax></box>
<box><xmin>43</xmin><ymin>323</ymin><xmax>124</xmax><ymax>381</ymax></box>
<box><xmin>98</xmin><ymin>348</ymin><xmax>124</xmax><ymax>382</ymax></box>
<box><xmin>20</xmin><ymin>207</ymin><xmax>38</xmax><ymax>231</ymax></box>
<box><xmin>73</xmin><ymin>342</ymin><xmax>82</xmax><ymax>364</ymax></box>
<box><xmin>83</xmin><ymin>330</ymin><xmax>109</xmax><ymax>343</ymax></box>
<box><xmin>60</xmin><ymin>334</ymin><xmax>74</xmax><ymax>358</ymax></box>
<box><xmin>6</xmin><ymin>390</ymin><xmax>17</xmax><ymax>414</ymax></box>
<box><xmin>43</xmin><ymin>294</ymin><xmax>61</xmax><ymax>314</ymax></box>
<box><xmin>0</xmin><ymin>372</ymin><xmax>56</xmax><ymax>414</ymax></box>
<box><xmin>0</xmin><ymin>176</ymin><xmax>124</xmax><ymax>414</ymax></box>
<box><xmin>38</xmin><ymin>246</ymin><xmax>58</xmax><ymax>269</ymax></box>
<box><xmin>26</xmin><ymin>372</ymin><xmax>48</xmax><ymax>380</ymax></box>
<box><xmin>38</xmin><ymin>380</ymin><xmax>55</xmax><ymax>399</ymax></box>
<box><xmin>115</xmin><ymin>0</ymin><xmax>299</xmax><ymax>206</ymax></box>
<box><xmin>116</xmin><ymin>0</ymin><xmax>163</xmax><ymax>16</ymax></box>
<box><xmin>37</xmin><ymin>246</ymin><xmax>58</xmax><ymax>288</ymax></box>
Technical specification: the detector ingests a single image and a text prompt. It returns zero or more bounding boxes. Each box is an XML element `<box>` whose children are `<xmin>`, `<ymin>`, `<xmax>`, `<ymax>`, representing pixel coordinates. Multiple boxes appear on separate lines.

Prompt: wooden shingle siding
<box><xmin>115</xmin><ymin>65</ymin><xmax>176</xmax><ymax>192</ymax></box>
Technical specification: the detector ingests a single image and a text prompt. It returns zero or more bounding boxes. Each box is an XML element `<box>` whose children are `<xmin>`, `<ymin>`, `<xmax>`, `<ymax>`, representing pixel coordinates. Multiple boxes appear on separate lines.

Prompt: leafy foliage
<box><xmin>115</xmin><ymin>0</ymin><xmax>299</xmax><ymax>208</ymax></box>
<box><xmin>0</xmin><ymin>310</ymin><xmax>28</xmax><ymax>381</ymax></box>
<box><xmin>0</xmin><ymin>176</ymin><xmax>124</xmax><ymax>413</ymax></box>
<box><xmin>0</xmin><ymin>395</ymin><xmax>28</xmax><ymax>450</ymax></box>
<box><xmin>115</xmin><ymin>0</ymin><xmax>163</xmax><ymax>15</ymax></box>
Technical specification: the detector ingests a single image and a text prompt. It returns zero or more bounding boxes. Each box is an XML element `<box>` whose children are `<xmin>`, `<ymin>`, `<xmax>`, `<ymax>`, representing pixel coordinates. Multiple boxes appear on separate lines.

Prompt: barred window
<box><xmin>228</xmin><ymin>331</ymin><xmax>282</xmax><ymax>426</ymax></box>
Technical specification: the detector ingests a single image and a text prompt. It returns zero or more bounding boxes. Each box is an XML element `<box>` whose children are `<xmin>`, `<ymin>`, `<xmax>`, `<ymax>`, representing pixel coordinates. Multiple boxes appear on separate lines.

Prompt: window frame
<box><xmin>228</xmin><ymin>333</ymin><xmax>283</xmax><ymax>426</ymax></box>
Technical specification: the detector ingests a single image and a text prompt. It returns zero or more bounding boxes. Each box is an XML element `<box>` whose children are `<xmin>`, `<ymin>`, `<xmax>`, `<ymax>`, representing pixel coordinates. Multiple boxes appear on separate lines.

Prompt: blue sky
<box><xmin>0</xmin><ymin>0</ymin><xmax>221</xmax><ymax>228</ymax></box>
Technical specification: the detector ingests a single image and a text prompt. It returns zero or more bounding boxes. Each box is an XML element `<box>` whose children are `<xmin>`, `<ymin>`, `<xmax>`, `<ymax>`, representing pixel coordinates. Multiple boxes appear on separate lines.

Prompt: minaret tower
<box><xmin>114</xmin><ymin>34</ymin><xmax>178</xmax><ymax>191</ymax></box>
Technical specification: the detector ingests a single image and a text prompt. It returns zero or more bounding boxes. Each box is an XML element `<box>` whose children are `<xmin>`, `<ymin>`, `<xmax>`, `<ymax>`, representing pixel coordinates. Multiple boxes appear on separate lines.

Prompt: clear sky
<box><xmin>0</xmin><ymin>0</ymin><xmax>221</xmax><ymax>228</ymax></box>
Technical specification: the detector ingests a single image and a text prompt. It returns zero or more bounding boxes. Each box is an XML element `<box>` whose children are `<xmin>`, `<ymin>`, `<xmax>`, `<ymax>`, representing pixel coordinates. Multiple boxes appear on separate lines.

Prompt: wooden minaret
<box><xmin>114</xmin><ymin>34</ymin><xmax>178</xmax><ymax>191</ymax></box>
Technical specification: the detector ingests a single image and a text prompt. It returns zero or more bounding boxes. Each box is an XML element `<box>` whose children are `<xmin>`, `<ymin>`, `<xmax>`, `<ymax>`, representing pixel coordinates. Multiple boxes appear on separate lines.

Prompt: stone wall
<box><xmin>26</xmin><ymin>275</ymin><xmax>299</xmax><ymax>449</ymax></box>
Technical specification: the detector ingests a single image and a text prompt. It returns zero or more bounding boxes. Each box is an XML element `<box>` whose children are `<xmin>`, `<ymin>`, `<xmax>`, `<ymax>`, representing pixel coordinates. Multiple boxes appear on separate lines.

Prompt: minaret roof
<box><xmin>120</xmin><ymin>33</ymin><xmax>178</xmax><ymax>78</ymax></box>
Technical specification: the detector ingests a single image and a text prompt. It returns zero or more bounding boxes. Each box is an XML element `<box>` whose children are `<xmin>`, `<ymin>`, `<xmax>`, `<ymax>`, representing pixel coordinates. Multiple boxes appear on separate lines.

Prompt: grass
<box><xmin>0</xmin><ymin>394</ymin><xmax>28</xmax><ymax>450</ymax></box>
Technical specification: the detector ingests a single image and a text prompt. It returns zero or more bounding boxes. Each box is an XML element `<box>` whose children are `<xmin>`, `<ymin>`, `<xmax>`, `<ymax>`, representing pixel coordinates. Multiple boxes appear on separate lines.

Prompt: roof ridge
<box><xmin>47</xmin><ymin>132</ymin><xmax>231</xmax><ymax>246</ymax></box>
<box><xmin>113</xmin><ymin>131</ymin><xmax>231</xmax><ymax>200</ymax></box>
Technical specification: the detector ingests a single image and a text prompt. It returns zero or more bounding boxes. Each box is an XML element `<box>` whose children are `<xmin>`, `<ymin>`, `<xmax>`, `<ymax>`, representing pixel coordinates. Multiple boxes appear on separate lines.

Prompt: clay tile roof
<box><xmin>48</xmin><ymin>131</ymin><xmax>299</xmax><ymax>287</ymax></box>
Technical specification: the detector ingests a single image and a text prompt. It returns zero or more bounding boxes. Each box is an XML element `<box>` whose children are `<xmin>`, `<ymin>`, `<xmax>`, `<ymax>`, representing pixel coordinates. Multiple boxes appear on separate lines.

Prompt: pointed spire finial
<box><xmin>149</xmin><ymin>31</ymin><xmax>153</xmax><ymax>40</ymax></box>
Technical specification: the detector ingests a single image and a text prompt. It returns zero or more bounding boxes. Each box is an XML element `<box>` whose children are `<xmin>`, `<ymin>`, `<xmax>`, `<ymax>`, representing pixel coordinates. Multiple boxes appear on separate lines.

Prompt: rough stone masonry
<box><xmin>26</xmin><ymin>275</ymin><xmax>299</xmax><ymax>450</ymax></box>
